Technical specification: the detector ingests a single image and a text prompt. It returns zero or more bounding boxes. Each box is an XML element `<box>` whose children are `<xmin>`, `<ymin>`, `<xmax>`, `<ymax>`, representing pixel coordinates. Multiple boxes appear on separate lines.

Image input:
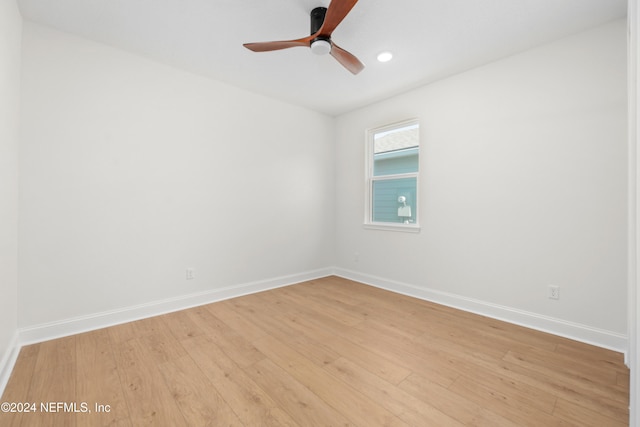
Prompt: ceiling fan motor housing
<box><xmin>310</xmin><ymin>7</ymin><xmax>331</xmax><ymax>55</ymax></box>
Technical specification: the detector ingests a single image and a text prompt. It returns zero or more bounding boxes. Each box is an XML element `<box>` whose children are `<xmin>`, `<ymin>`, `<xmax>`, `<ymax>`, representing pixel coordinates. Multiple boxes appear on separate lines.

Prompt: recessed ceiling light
<box><xmin>377</xmin><ymin>51</ymin><xmax>393</xmax><ymax>63</ymax></box>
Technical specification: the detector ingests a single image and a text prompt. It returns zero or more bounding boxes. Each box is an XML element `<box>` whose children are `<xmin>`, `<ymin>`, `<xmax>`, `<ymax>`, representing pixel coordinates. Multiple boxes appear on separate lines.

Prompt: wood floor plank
<box><xmin>493</xmin><ymin>357</ymin><xmax>629</xmax><ymax>423</ymax></box>
<box><xmin>33</xmin><ymin>335</ymin><xmax>76</xmax><ymax>372</ymax></box>
<box><xmin>334</xmin><ymin>318</ymin><xmax>461</xmax><ymax>388</ymax></box>
<box><xmin>74</xmin><ymin>329</ymin><xmax>131</xmax><ymax>427</ymax></box>
<box><xmin>554</xmin><ymin>340</ymin><xmax>626</xmax><ymax>366</ymax></box>
<box><xmin>0</xmin><ymin>345</ymin><xmax>40</xmax><ymax>427</ymax></box>
<box><xmin>236</xmin><ymin>289</ymin><xmax>300</xmax><ymax>317</ymax></box>
<box><xmin>324</xmin><ymin>356</ymin><xmax>466</xmax><ymax>426</ymax></box>
<box><xmin>503</xmin><ymin>350</ymin><xmax>629</xmax><ymax>408</ymax></box>
<box><xmin>276</xmin><ymin>310</ymin><xmax>413</xmax><ymax>385</ymax></box>
<box><xmin>413</xmin><ymin>319</ymin><xmax>512</xmax><ymax>359</ymax></box>
<box><xmin>129</xmin><ymin>315</ymin><xmax>166</xmax><ymax>338</ymax></box>
<box><xmin>216</xmin><ymin>296</ymin><xmax>341</xmax><ymax>368</ymax></box>
<box><xmin>1</xmin><ymin>276</ymin><xmax>629</xmax><ymax>426</ymax></box>
<box><xmin>398</xmin><ymin>372</ymin><xmax>522</xmax><ymax>427</ymax></box>
<box><xmin>253</xmin><ymin>334</ymin><xmax>409</xmax><ymax>427</ymax></box>
<box><xmin>408</xmin><ymin>300</ymin><xmax>561</xmax><ymax>353</ymax></box>
<box><xmin>618</xmin><ymin>371</ymin><xmax>631</xmax><ymax>390</ymax></box>
<box><xmin>451</xmin><ymin>361</ymin><xmax>557</xmax><ymax>414</ymax></box>
<box><xmin>26</xmin><ymin>356</ymin><xmax>77</xmax><ymax>427</ymax></box>
<box><xmin>553</xmin><ymin>397</ymin><xmax>628</xmax><ymax>427</ymax></box>
<box><xmin>358</xmin><ymin>302</ymin><xmax>433</xmax><ymax>337</ymax></box>
<box><xmin>159</xmin><ymin>309</ymin><xmax>205</xmax><ymax>342</ymax></box>
<box><xmin>110</xmin><ymin>338</ymin><xmax>187</xmax><ymax>426</ymax></box>
<box><xmin>188</xmin><ymin>305</ymin><xmax>265</xmax><ymax>368</ymax></box>
<box><xmin>448</xmin><ymin>375</ymin><xmax>574</xmax><ymax>427</ymax></box>
<box><xmin>26</xmin><ymin>336</ymin><xmax>77</xmax><ymax>427</ymax></box>
<box><xmin>106</xmin><ymin>321</ymin><xmax>138</xmax><ymax>344</ymax></box>
<box><xmin>136</xmin><ymin>326</ymin><xmax>188</xmax><ymax>366</ymax></box>
<box><xmin>256</xmin><ymin>314</ymin><xmax>342</xmax><ymax>367</ymax></box>
<box><xmin>505</xmin><ymin>345</ymin><xmax>620</xmax><ymax>388</ymax></box>
<box><xmin>288</xmin><ymin>279</ymin><xmax>367</xmax><ymax>313</ymax></box>
<box><xmin>212</xmin><ymin>300</ymin><xmax>270</xmax><ymax>342</ymax></box>
<box><xmin>181</xmin><ymin>335</ymin><xmax>297</xmax><ymax>427</ymax></box>
<box><xmin>246</xmin><ymin>358</ymin><xmax>352</xmax><ymax>426</ymax></box>
<box><xmin>276</xmin><ymin>284</ymin><xmax>367</xmax><ymax>327</ymax></box>
<box><xmin>2</xmin><ymin>344</ymin><xmax>39</xmax><ymax>400</ymax></box>
<box><xmin>158</xmin><ymin>354</ymin><xmax>243</xmax><ymax>426</ymax></box>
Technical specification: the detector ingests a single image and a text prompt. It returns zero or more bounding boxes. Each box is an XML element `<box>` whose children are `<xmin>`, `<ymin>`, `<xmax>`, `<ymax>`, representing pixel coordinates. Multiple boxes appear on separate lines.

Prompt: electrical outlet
<box><xmin>186</xmin><ymin>268</ymin><xmax>195</xmax><ymax>280</ymax></box>
<box><xmin>548</xmin><ymin>285</ymin><xmax>559</xmax><ymax>300</ymax></box>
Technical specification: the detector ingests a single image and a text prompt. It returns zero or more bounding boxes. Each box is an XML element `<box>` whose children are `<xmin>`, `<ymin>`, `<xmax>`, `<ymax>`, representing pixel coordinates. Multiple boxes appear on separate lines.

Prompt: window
<box><xmin>365</xmin><ymin>119</ymin><xmax>420</xmax><ymax>231</ymax></box>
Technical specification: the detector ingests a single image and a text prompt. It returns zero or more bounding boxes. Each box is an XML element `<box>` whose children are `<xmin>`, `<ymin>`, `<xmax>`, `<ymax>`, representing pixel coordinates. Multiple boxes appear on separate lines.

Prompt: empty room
<box><xmin>1</xmin><ymin>0</ymin><xmax>639</xmax><ymax>425</ymax></box>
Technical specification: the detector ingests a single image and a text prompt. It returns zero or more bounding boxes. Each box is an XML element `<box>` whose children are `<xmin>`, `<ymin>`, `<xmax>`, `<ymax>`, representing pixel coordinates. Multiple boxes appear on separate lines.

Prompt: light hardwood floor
<box><xmin>0</xmin><ymin>276</ymin><xmax>630</xmax><ymax>426</ymax></box>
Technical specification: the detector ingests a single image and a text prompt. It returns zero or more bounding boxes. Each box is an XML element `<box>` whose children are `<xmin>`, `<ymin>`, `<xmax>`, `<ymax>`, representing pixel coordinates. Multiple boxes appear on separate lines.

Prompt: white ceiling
<box><xmin>17</xmin><ymin>0</ymin><xmax>627</xmax><ymax>116</ymax></box>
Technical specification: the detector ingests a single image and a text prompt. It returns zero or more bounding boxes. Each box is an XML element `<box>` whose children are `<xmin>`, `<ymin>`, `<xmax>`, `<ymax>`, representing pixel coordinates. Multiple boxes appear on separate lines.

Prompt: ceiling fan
<box><xmin>243</xmin><ymin>0</ymin><xmax>365</xmax><ymax>75</ymax></box>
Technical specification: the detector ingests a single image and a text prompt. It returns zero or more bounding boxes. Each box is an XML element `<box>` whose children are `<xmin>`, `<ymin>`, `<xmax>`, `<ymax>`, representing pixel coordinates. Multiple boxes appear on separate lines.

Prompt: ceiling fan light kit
<box><xmin>311</xmin><ymin>39</ymin><xmax>332</xmax><ymax>55</ymax></box>
<box><xmin>243</xmin><ymin>0</ymin><xmax>364</xmax><ymax>74</ymax></box>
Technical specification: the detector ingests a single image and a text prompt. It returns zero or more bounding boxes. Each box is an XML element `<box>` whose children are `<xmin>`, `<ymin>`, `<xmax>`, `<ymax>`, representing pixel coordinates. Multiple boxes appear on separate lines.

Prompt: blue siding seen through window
<box><xmin>372</xmin><ymin>177</ymin><xmax>417</xmax><ymax>223</ymax></box>
<box><xmin>373</xmin><ymin>147</ymin><xmax>419</xmax><ymax>176</ymax></box>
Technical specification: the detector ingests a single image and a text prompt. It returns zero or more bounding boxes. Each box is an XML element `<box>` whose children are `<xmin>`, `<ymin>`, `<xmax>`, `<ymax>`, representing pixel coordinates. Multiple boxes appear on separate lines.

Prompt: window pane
<box><xmin>372</xmin><ymin>177</ymin><xmax>417</xmax><ymax>224</ymax></box>
<box><xmin>373</xmin><ymin>123</ymin><xmax>419</xmax><ymax>176</ymax></box>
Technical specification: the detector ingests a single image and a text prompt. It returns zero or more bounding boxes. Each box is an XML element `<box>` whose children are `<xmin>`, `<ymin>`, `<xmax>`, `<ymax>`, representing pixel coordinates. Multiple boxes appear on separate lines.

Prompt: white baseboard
<box><xmin>0</xmin><ymin>331</ymin><xmax>20</xmax><ymax>398</ymax></box>
<box><xmin>18</xmin><ymin>268</ymin><xmax>333</xmax><ymax>346</ymax></box>
<box><xmin>334</xmin><ymin>267</ymin><xmax>628</xmax><ymax>355</ymax></box>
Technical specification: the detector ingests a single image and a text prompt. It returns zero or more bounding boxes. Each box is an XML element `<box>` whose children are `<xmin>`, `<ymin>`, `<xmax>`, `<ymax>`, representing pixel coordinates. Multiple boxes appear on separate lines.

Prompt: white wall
<box><xmin>335</xmin><ymin>20</ymin><xmax>628</xmax><ymax>347</ymax></box>
<box><xmin>0</xmin><ymin>0</ymin><xmax>22</xmax><ymax>387</ymax></box>
<box><xmin>18</xmin><ymin>23</ymin><xmax>335</xmax><ymax>329</ymax></box>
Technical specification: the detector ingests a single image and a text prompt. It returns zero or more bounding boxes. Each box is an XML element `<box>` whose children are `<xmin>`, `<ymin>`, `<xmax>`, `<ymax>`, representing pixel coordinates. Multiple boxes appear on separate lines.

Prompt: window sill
<box><xmin>363</xmin><ymin>223</ymin><xmax>421</xmax><ymax>233</ymax></box>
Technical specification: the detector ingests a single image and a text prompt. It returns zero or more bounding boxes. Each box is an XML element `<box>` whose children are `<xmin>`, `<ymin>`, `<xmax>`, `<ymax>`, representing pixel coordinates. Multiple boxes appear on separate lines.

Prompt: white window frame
<box><xmin>364</xmin><ymin>118</ymin><xmax>420</xmax><ymax>233</ymax></box>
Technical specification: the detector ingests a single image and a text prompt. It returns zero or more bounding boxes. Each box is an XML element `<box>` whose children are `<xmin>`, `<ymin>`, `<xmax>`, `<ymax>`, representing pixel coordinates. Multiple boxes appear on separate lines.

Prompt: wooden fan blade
<box><xmin>243</xmin><ymin>36</ymin><xmax>312</xmax><ymax>52</ymax></box>
<box><xmin>331</xmin><ymin>43</ymin><xmax>364</xmax><ymax>74</ymax></box>
<box><xmin>318</xmin><ymin>0</ymin><xmax>359</xmax><ymax>37</ymax></box>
